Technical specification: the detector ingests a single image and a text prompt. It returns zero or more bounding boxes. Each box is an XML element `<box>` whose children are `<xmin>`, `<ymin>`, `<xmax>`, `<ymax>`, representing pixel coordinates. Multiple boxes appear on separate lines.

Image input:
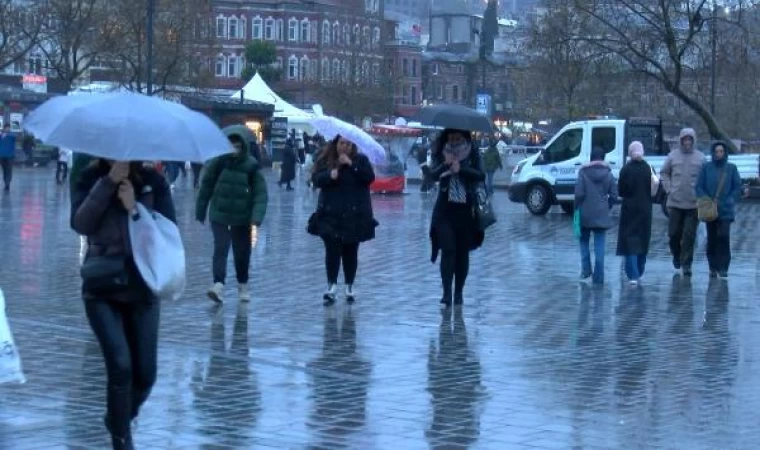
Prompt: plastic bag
<box><xmin>0</xmin><ymin>288</ymin><xmax>26</xmax><ymax>384</ymax></box>
<box><xmin>128</xmin><ymin>203</ymin><xmax>186</xmax><ymax>301</ymax></box>
<box><xmin>697</xmin><ymin>221</ymin><xmax>707</xmax><ymax>249</ymax></box>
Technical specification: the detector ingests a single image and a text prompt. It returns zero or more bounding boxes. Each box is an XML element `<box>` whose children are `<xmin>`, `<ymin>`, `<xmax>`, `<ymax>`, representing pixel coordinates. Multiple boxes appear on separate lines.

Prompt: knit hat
<box><xmin>628</xmin><ymin>141</ymin><xmax>644</xmax><ymax>159</ymax></box>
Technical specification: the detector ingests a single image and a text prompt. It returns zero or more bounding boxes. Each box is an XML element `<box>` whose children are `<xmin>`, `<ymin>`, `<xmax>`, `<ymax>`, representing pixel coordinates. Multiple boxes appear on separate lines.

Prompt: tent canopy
<box><xmin>231</xmin><ymin>73</ymin><xmax>312</xmax><ymax>120</ymax></box>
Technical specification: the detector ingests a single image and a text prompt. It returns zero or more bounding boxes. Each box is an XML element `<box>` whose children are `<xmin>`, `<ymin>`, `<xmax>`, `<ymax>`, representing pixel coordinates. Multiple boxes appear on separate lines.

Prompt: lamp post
<box><xmin>146</xmin><ymin>0</ymin><xmax>155</xmax><ymax>95</ymax></box>
<box><xmin>709</xmin><ymin>0</ymin><xmax>717</xmax><ymax>117</ymax></box>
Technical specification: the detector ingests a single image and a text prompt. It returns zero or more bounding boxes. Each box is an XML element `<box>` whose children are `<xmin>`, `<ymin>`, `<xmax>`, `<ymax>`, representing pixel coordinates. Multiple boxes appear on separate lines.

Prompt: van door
<box><xmin>534</xmin><ymin>126</ymin><xmax>586</xmax><ymax>200</ymax></box>
<box><xmin>591</xmin><ymin>125</ymin><xmax>623</xmax><ymax>178</ymax></box>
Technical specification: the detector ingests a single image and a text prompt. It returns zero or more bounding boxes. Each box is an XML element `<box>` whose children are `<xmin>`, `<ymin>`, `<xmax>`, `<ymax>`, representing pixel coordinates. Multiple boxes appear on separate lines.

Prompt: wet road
<box><xmin>1</xmin><ymin>169</ymin><xmax>759</xmax><ymax>449</ymax></box>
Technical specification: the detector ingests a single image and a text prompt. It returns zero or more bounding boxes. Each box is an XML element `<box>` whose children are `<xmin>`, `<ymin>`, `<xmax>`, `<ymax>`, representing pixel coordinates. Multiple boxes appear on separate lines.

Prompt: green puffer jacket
<box><xmin>195</xmin><ymin>152</ymin><xmax>268</xmax><ymax>226</ymax></box>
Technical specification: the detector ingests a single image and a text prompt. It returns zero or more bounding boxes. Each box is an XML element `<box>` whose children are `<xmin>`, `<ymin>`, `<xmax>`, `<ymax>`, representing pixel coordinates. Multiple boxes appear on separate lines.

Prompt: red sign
<box><xmin>22</xmin><ymin>74</ymin><xmax>46</xmax><ymax>84</ymax></box>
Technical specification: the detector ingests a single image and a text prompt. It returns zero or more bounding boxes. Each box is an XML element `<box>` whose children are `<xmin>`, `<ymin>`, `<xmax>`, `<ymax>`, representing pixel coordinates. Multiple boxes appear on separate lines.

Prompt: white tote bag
<box><xmin>0</xmin><ymin>288</ymin><xmax>26</xmax><ymax>384</ymax></box>
<box><xmin>128</xmin><ymin>203</ymin><xmax>186</xmax><ymax>301</ymax></box>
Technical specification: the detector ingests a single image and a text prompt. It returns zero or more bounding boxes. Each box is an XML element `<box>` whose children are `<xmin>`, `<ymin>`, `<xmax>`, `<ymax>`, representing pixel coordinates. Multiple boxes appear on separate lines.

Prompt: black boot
<box><xmin>454</xmin><ymin>291</ymin><xmax>464</xmax><ymax>305</ymax></box>
<box><xmin>111</xmin><ymin>434</ymin><xmax>134</xmax><ymax>450</ymax></box>
<box><xmin>440</xmin><ymin>291</ymin><xmax>452</xmax><ymax>308</ymax></box>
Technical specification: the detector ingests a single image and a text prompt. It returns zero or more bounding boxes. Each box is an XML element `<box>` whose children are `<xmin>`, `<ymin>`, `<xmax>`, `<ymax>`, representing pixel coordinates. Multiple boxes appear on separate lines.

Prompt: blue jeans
<box><xmin>624</xmin><ymin>254</ymin><xmax>647</xmax><ymax>281</ymax></box>
<box><xmin>485</xmin><ymin>170</ymin><xmax>495</xmax><ymax>195</ymax></box>
<box><xmin>580</xmin><ymin>228</ymin><xmax>606</xmax><ymax>283</ymax></box>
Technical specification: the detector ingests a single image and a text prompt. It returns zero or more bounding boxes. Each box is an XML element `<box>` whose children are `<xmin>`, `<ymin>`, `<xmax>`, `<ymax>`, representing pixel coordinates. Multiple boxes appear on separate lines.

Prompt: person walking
<box><xmin>56</xmin><ymin>147</ymin><xmax>72</xmax><ymax>185</ymax></box>
<box><xmin>428</xmin><ymin>129</ymin><xmax>485</xmax><ymax>308</ymax></box>
<box><xmin>575</xmin><ymin>147</ymin><xmax>618</xmax><ymax>284</ymax></box>
<box><xmin>191</xmin><ymin>162</ymin><xmax>203</xmax><ymax>189</ymax></box>
<box><xmin>0</xmin><ymin>123</ymin><xmax>17</xmax><ymax>192</ymax></box>
<box><xmin>660</xmin><ymin>128</ymin><xmax>705</xmax><ymax>277</ymax></box>
<box><xmin>482</xmin><ymin>139</ymin><xmax>503</xmax><ymax>196</ymax></box>
<box><xmin>616</xmin><ymin>141</ymin><xmax>653</xmax><ymax>286</ymax></box>
<box><xmin>308</xmin><ymin>135</ymin><xmax>377</xmax><ymax>305</ymax></box>
<box><xmin>196</xmin><ymin>134</ymin><xmax>268</xmax><ymax>303</ymax></box>
<box><xmin>279</xmin><ymin>138</ymin><xmax>297</xmax><ymax>191</ymax></box>
<box><xmin>695</xmin><ymin>141</ymin><xmax>742</xmax><ymax>279</ymax></box>
<box><xmin>71</xmin><ymin>159</ymin><xmax>176</xmax><ymax>450</ymax></box>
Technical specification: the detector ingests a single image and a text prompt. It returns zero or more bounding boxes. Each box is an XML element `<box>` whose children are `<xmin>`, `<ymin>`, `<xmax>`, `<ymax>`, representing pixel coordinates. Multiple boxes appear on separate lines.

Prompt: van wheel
<box><xmin>526</xmin><ymin>184</ymin><xmax>552</xmax><ymax>215</ymax></box>
<box><xmin>559</xmin><ymin>203</ymin><xmax>574</xmax><ymax>215</ymax></box>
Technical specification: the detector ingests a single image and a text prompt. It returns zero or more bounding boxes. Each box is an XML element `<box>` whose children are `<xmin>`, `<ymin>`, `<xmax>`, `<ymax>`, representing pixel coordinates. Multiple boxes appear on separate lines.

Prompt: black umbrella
<box><xmin>412</xmin><ymin>104</ymin><xmax>494</xmax><ymax>133</ymax></box>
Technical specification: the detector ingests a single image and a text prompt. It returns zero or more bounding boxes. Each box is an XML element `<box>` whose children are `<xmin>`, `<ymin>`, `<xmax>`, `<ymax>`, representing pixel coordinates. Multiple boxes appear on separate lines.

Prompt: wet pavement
<box><xmin>1</xmin><ymin>169</ymin><xmax>759</xmax><ymax>449</ymax></box>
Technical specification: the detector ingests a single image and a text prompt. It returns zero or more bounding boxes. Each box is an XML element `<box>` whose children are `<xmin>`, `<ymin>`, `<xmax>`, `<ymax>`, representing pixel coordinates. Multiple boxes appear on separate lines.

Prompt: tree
<box><xmin>0</xmin><ymin>1</ymin><xmax>44</xmax><ymax>71</ymax></box>
<box><xmin>98</xmin><ymin>0</ymin><xmax>215</xmax><ymax>94</ymax></box>
<box><xmin>37</xmin><ymin>0</ymin><xmax>106</xmax><ymax>91</ymax></box>
<box><xmin>240</xmin><ymin>40</ymin><xmax>281</xmax><ymax>83</ymax></box>
<box><xmin>481</xmin><ymin>0</ymin><xmax>499</xmax><ymax>57</ymax></box>
<box><xmin>570</xmin><ymin>0</ymin><xmax>760</xmax><ymax>147</ymax></box>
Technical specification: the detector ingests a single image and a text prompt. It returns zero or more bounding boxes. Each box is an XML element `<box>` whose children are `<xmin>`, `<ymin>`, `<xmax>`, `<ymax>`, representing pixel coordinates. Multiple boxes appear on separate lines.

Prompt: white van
<box><xmin>508</xmin><ymin>118</ymin><xmax>759</xmax><ymax>215</ymax></box>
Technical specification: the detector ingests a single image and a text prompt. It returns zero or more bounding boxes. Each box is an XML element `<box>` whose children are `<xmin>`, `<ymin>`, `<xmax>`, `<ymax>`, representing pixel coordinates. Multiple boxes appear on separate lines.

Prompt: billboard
<box><xmin>476</xmin><ymin>94</ymin><xmax>492</xmax><ymax>117</ymax></box>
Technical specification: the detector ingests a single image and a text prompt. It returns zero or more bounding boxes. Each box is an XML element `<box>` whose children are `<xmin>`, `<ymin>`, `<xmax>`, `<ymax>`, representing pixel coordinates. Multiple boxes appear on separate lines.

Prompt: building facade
<box><xmin>211</xmin><ymin>0</ymin><xmax>384</xmax><ymax>108</ymax></box>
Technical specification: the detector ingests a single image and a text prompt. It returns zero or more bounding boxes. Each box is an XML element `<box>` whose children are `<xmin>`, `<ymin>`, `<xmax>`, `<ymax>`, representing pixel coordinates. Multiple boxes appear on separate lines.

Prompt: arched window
<box><xmin>216</xmin><ymin>16</ymin><xmax>227</xmax><ymax>38</ymax></box>
<box><xmin>343</xmin><ymin>24</ymin><xmax>350</xmax><ymax>46</ymax></box>
<box><xmin>215</xmin><ymin>54</ymin><xmax>225</xmax><ymax>77</ymax></box>
<box><xmin>276</xmin><ymin>19</ymin><xmax>284</xmax><ymax>40</ymax></box>
<box><xmin>322</xmin><ymin>20</ymin><xmax>330</xmax><ymax>45</ymax></box>
<box><xmin>288</xmin><ymin>18</ymin><xmax>298</xmax><ymax>41</ymax></box>
<box><xmin>333</xmin><ymin>22</ymin><xmax>340</xmax><ymax>46</ymax></box>
<box><xmin>332</xmin><ymin>59</ymin><xmax>341</xmax><ymax>81</ymax></box>
<box><xmin>362</xmin><ymin>26</ymin><xmax>370</xmax><ymax>47</ymax></box>
<box><xmin>228</xmin><ymin>17</ymin><xmax>238</xmax><ymax>39</ymax></box>
<box><xmin>288</xmin><ymin>55</ymin><xmax>298</xmax><ymax>79</ymax></box>
<box><xmin>301</xmin><ymin>19</ymin><xmax>310</xmax><ymax>43</ymax></box>
<box><xmin>300</xmin><ymin>56</ymin><xmax>309</xmax><ymax>80</ymax></box>
<box><xmin>361</xmin><ymin>61</ymin><xmax>369</xmax><ymax>84</ymax></box>
<box><xmin>252</xmin><ymin>16</ymin><xmax>263</xmax><ymax>39</ymax></box>
<box><xmin>321</xmin><ymin>58</ymin><xmax>330</xmax><ymax>81</ymax></box>
<box><xmin>264</xmin><ymin>17</ymin><xmax>275</xmax><ymax>40</ymax></box>
<box><xmin>372</xmin><ymin>27</ymin><xmax>381</xmax><ymax>48</ymax></box>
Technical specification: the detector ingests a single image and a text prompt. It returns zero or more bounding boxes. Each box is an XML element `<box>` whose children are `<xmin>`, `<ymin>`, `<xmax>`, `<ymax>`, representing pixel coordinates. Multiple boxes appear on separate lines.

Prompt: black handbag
<box><xmin>80</xmin><ymin>254</ymin><xmax>130</xmax><ymax>296</ymax></box>
<box><xmin>473</xmin><ymin>184</ymin><xmax>496</xmax><ymax>231</ymax></box>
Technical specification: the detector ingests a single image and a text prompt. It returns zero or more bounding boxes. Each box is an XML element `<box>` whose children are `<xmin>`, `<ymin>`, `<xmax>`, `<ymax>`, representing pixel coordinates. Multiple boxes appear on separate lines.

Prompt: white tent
<box><xmin>231</xmin><ymin>73</ymin><xmax>313</xmax><ymax>122</ymax></box>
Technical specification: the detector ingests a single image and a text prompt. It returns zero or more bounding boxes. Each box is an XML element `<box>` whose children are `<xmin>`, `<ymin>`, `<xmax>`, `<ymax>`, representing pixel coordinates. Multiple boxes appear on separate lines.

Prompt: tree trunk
<box><xmin>668</xmin><ymin>86</ymin><xmax>736</xmax><ymax>152</ymax></box>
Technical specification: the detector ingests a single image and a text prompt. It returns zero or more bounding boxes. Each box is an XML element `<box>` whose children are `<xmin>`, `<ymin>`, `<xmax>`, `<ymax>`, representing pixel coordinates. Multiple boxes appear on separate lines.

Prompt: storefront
<box><xmin>0</xmin><ymin>85</ymin><xmax>56</xmax><ymax>132</ymax></box>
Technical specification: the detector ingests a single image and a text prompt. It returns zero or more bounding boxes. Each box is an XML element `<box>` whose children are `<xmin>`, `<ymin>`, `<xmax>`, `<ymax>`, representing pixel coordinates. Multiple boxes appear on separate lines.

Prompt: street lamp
<box><xmin>146</xmin><ymin>0</ymin><xmax>155</xmax><ymax>95</ymax></box>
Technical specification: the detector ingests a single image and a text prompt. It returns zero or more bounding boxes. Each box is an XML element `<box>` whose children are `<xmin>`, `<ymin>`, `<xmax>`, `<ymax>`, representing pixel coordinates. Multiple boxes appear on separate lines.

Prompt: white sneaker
<box><xmin>323</xmin><ymin>284</ymin><xmax>337</xmax><ymax>303</ymax></box>
<box><xmin>629</xmin><ymin>280</ymin><xmax>639</xmax><ymax>286</ymax></box>
<box><xmin>345</xmin><ymin>284</ymin><xmax>356</xmax><ymax>303</ymax></box>
<box><xmin>238</xmin><ymin>283</ymin><xmax>250</xmax><ymax>302</ymax></box>
<box><xmin>207</xmin><ymin>282</ymin><xmax>224</xmax><ymax>303</ymax></box>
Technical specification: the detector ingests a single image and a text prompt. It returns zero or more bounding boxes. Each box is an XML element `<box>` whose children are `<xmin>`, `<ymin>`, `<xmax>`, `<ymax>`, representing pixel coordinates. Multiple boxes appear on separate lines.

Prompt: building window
<box><xmin>361</xmin><ymin>61</ymin><xmax>369</xmax><ymax>83</ymax></box>
<box><xmin>239</xmin><ymin>17</ymin><xmax>246</xmax><ymax>39</ymax></box>
<box><xmin>228</xmin><ymin>17</ymin><xmax>238</xmax><ymax>39</ymax></box>
<box><xmin>342</xmin><ymin>60</ymin><xmax>349</xmax><ymax>82</ymax></box>
<box><xmin>288</xmin><ymin>18</ymin><xmax>298</xmax><ymax>41</ymax></box>
<box><xmin>215</xmin><ymin>55</ymin><xmax>225</xmax><ymax>77</ymax></box>
<box><xmin>300</xmin><ymin>56</ymin><xmax>309</xmax><ymax>80</ymax></box>
<box><xmin>452</xmin><ymin>85</ymin><xmax>459</xmax><ymax>102</ymax></box>
<box><xmin>252</xmin><ymin>16</ymin><xmax>263</xmax><ymax>39</ymax></box>
<box><xmin>412</xmin><ymin>59</ymin><xmax>418</xmax><ymax>77</ymax></box>
<box><xmin>301</xmin><ymin>19</ymin><xmax>310</xmax><ymax>43</ymax></box>
<box><xmin>288</xmin><ymin>55</ymin><xmax>298</xmax><ymax>79</ymax></box>
<box><xmin>411</xmin><ymin>86</ymin><xmax>417</xmax><ymax>105</ymax></box>
<box><xmin>333</xmin><ymin>22</ymin><xmax>340</xmax><ymax>45</ymax></box>
<box><xmin>322</xmin><ymin>21</ymin><xmax>330</xmax><ymax>45</ymax></box>
<box><xmin>276</xmin><ymin>57</ymin><xmax>283</xmax><ymax>69</ymax></box>
<box><xmin>227</xmin><ymin>55</ymin><xmax>238</xmax><ymax>77</ymax></box>
<box><xmin>216</xmin><ymin>16</ymin><xmax>226</xmax><ymax>38</ymax></box>
<box><xmin>264</xmin><ymin>18</ymin><xmax>275</xmax><ymax>40</ymax></box>
<box><xmin>372</xmin><ymin>27</ymin><xmax>381</xmax><ymax>47</ymax></box>
<box><xmin>362</xmin><ymin>26</ymin><xmax>370</xmax><ymax>47</ymax></box>
<box><xmin>276</xmin><ymin>19</ymin><xmax>284</xmax><ymax>41</ymax></box>
<box><xmin>343</xmin><ymin>24</ymin><xmax>350</xmax><ymax>46</ymax></box>
<box><xmin>432</xmin><ymin>63</ymin><xmax>439</xmax><ymax>75</ymax></box>
<box><xmin>372</xmin><ymin>62</ymin><xmax>380</xmax><ymax>84</ymax></box>
<box><xmin>322</xmin><ymin>58</ymin><xmax>330</xmax><ymax>81</ymax></box>
<box><xmin>353</xmin><ymin>24</ymin><xmax>360</xmax><ymax>45</ymax></box>
<box><xmin>402</xmin><ymin>58</ymin><xmax>409</xmax><ymax>76</ymax></box>
<box><xmin>310</xmin><ymin>59</ymin><xmax>318</xmax><ymax>79</ymax></box>
<box><xmin>403</xmin><ymin>85</ymin><xmax>409</xmax><ymax>105</ymax></box>
<box><xmin>332</xmin><ymin>59</ymin><xmax>341</xmax><ymax>81</ymax></box>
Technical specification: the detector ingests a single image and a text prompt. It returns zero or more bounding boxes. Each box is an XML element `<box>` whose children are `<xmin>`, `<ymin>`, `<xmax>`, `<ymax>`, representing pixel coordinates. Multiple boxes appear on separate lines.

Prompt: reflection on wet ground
<box><xmin>0</xmin><ymin>171</ymin><xmax>759</xmax><ymax>449</ymax></box>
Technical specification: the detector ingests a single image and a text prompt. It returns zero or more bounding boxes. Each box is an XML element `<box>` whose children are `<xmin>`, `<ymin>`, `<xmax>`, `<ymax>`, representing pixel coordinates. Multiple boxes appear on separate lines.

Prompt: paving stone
<box><xmin>0</xmin><ymin>169</ymin><xmax>759</xmax><ymax>449</ymax></box>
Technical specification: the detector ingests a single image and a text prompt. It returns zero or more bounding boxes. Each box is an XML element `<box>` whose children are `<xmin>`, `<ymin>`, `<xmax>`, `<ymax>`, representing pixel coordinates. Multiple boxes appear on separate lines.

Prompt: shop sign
<box><xmin>22</xmin><ymin>74</ymin><xmax>47</xmax><ymax>94</ymax></box>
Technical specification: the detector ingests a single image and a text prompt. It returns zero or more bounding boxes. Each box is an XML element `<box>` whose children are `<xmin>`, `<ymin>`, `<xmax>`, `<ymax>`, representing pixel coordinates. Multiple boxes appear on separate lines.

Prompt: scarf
<box><xmin>444</xmin><ymin>142</ymin><xmax>471</xmax><ymax>204</ymax></box>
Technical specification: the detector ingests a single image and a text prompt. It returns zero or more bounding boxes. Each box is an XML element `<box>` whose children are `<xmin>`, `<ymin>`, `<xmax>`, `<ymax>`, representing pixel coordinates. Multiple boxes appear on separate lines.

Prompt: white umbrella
<box><xmin>24</xmin><ymin>92</ymin><xmax>233</xmax><ymax>162</ymax></box>
<box><xmin>310</xmin><ymin>116</ymin><xmax>385</xmax><ymax>164</ymax></box>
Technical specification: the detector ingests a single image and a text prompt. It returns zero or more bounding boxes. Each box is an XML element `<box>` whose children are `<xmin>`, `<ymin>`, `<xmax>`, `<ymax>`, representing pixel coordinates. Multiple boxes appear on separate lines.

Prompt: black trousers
<box><xmin>437</xmin><ymin>205</ymin><xmax>472</xmax><ymax>299</ymax></box>
<box><xmin>84</xmin><ymin>298</ymin><xmax>160</xmax><ymax>440</ymax></box>
<box><xmin>0</xmin><ymin>158</ymin><xmax>12</xmax><ymax>189</ymax></box>
<box><xmin>191</xmin><ymin>163</ymin><xmax>203</xmax><ymax>188</ymax></box>
<box><xmin>706</xmin><ymin>220</ymin><xmax>732</xmax><ymax>272</ymax></box>
<box><xmin>56</xmin><ymin>161</ymin><xmax>68</xmax><ymax>183</ymax></box>
<box><xmin>211</xmin><ymin>222</ymin><xmax>252</xmax><ymax>284</ymax></box>
<box><xmin>668</xmin><ymin>207</ymin><xmax>699</xmax><ymax>269</ymax></box>
<box><xmin>322</xmin><ymin>237</ymin><xmax>359</xmax><ymax>285</ymax></box>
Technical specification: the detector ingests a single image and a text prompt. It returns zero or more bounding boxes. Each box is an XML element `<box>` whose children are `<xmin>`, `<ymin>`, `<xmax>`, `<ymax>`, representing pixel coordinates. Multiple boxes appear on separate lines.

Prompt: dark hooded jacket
<box><xmin>616</xmin><ymin>158</ymin><xmax>653</xmax><ymax>256</ymax></box>
<box><xmin>574</xmin><ymin>148</ymin><xmax>618</xmax><ymax>230</ymax></box>
<box><xmin>695</xmin><ymin>141</ymin><xmax>742</xmax><ymax>221</ymax></box>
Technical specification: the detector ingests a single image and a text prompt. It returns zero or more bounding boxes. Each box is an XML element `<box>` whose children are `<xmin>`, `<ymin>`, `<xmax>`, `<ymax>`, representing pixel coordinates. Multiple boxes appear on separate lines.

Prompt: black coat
<box><xmin>280</xmin><ymin>146</ymin><xmax>297</xmax><ymax>183</ymax></box>
<box><xmin>310</xmin><ymin>153</ymin><xmax>378</xmax><ymax>243</ymax></box>
<box><xmin>616</xmin><ymin>159</ymin><xmax>653</xmax><ymax>256</ymax></box>
<box><xmin>428</xmin><ymin>144</ymin><xmax>486</xmax><ymax>262</ymax></box>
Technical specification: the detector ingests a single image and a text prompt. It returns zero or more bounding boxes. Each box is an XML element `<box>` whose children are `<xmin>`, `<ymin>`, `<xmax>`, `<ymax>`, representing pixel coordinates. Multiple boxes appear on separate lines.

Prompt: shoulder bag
<box><xmin>697</xmin><ymin>169</ymin><xmax>726</xmax><ymax>222</ymax></box>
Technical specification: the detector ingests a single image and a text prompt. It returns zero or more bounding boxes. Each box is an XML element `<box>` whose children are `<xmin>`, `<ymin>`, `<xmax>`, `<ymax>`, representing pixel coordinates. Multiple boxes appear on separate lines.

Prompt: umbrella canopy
<box><xmin>412</xmin><ymin>104</ymin><xmax>494</xmax><ymax>133</ymax></box>
<box><xmin>310</xmin><ymin>116</ymin><xmax>385</xmax><ymax>164</ymax></box>
<box><xmin>24</xmin><ymin>92</ymin><xmax>233</xmax><ymax>162</ymax></box>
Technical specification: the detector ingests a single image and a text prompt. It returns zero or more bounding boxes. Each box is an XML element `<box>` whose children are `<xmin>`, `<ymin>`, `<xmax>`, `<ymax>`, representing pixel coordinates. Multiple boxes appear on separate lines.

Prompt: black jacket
<box><xmin>428</xmin><ymin>144</ymin><xmax>486</xmax><ymax>262</ymax></box>
<box><xmin>310</xmin><ymin>153</ymin><xmax>378</xmax><ymax>243</ymax></box>
<box><xmin>616</xmin><ymin>159</ymin><xmax>653</xmax><ymax>256</ymax></box>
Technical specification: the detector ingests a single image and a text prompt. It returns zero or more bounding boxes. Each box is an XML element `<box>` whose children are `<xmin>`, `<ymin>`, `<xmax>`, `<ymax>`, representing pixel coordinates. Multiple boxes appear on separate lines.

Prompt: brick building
<box><xmin>383</xmin><ymin>19</ymin><xmax>423</xmax><ymax>117</ymax></box>
<box><xmin>212</xmin><ymin>0</ymin><xmax>384</xmax><ymax>110</ymax></box>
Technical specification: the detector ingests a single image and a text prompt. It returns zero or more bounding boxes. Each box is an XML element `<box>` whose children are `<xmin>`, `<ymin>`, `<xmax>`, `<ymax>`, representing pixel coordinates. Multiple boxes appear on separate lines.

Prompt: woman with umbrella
<box><xmin>308</xmin><ymin>135</ymin><xmax>378</xmax><ymax>305</ymax></box>
<box><xmin>71</xmin><ymin>160</ymin><xmax>176</xmax><ymax>450</ymax></box>
<box><xmin>428</xmin><ymin>129</ymin><xmax>485</xmax><ymax>308</ymax></box>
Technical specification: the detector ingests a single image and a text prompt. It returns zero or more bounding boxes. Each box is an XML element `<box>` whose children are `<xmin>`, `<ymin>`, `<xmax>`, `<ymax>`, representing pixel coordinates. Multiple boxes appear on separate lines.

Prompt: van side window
<box><xmin>538</xmin><ymin>128</ymin><xmax>583</xmax><ymax>164</ymax></box>
<box><xmin>592</xmin><ymin>127</ymin><xmax>616</xmax><ymax>154</ymax></box>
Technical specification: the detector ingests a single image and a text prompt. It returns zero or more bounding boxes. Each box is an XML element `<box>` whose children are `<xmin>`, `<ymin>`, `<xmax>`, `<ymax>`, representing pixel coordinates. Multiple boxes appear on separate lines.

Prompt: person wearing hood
<box><xmin>660</xmin><ymin>127</ymin><xmax>705</xmax><ymax>276</ymax></box>
<box><xmin>574</xmin><ymin>146</ymin><xmax>618</xmax><ymax>284</ymax></box>
<box><xmin>695</xmin><ymin>141</ymin><xmax>742</xmax><ymax>279</ymax></box>
<box><xmin>196</xmin><ymin>134</ymin><xmax>268</xmax><ymax>303</ymax></box>
<box><xmin>616</xmin><ymin>141</ymin><xmax>653</xmax><ymax>285</ymax></box>
<box><xmin>428</xmin><ymin>129</ymin><xmax>485</xmax><ymax>308</ymax></box>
